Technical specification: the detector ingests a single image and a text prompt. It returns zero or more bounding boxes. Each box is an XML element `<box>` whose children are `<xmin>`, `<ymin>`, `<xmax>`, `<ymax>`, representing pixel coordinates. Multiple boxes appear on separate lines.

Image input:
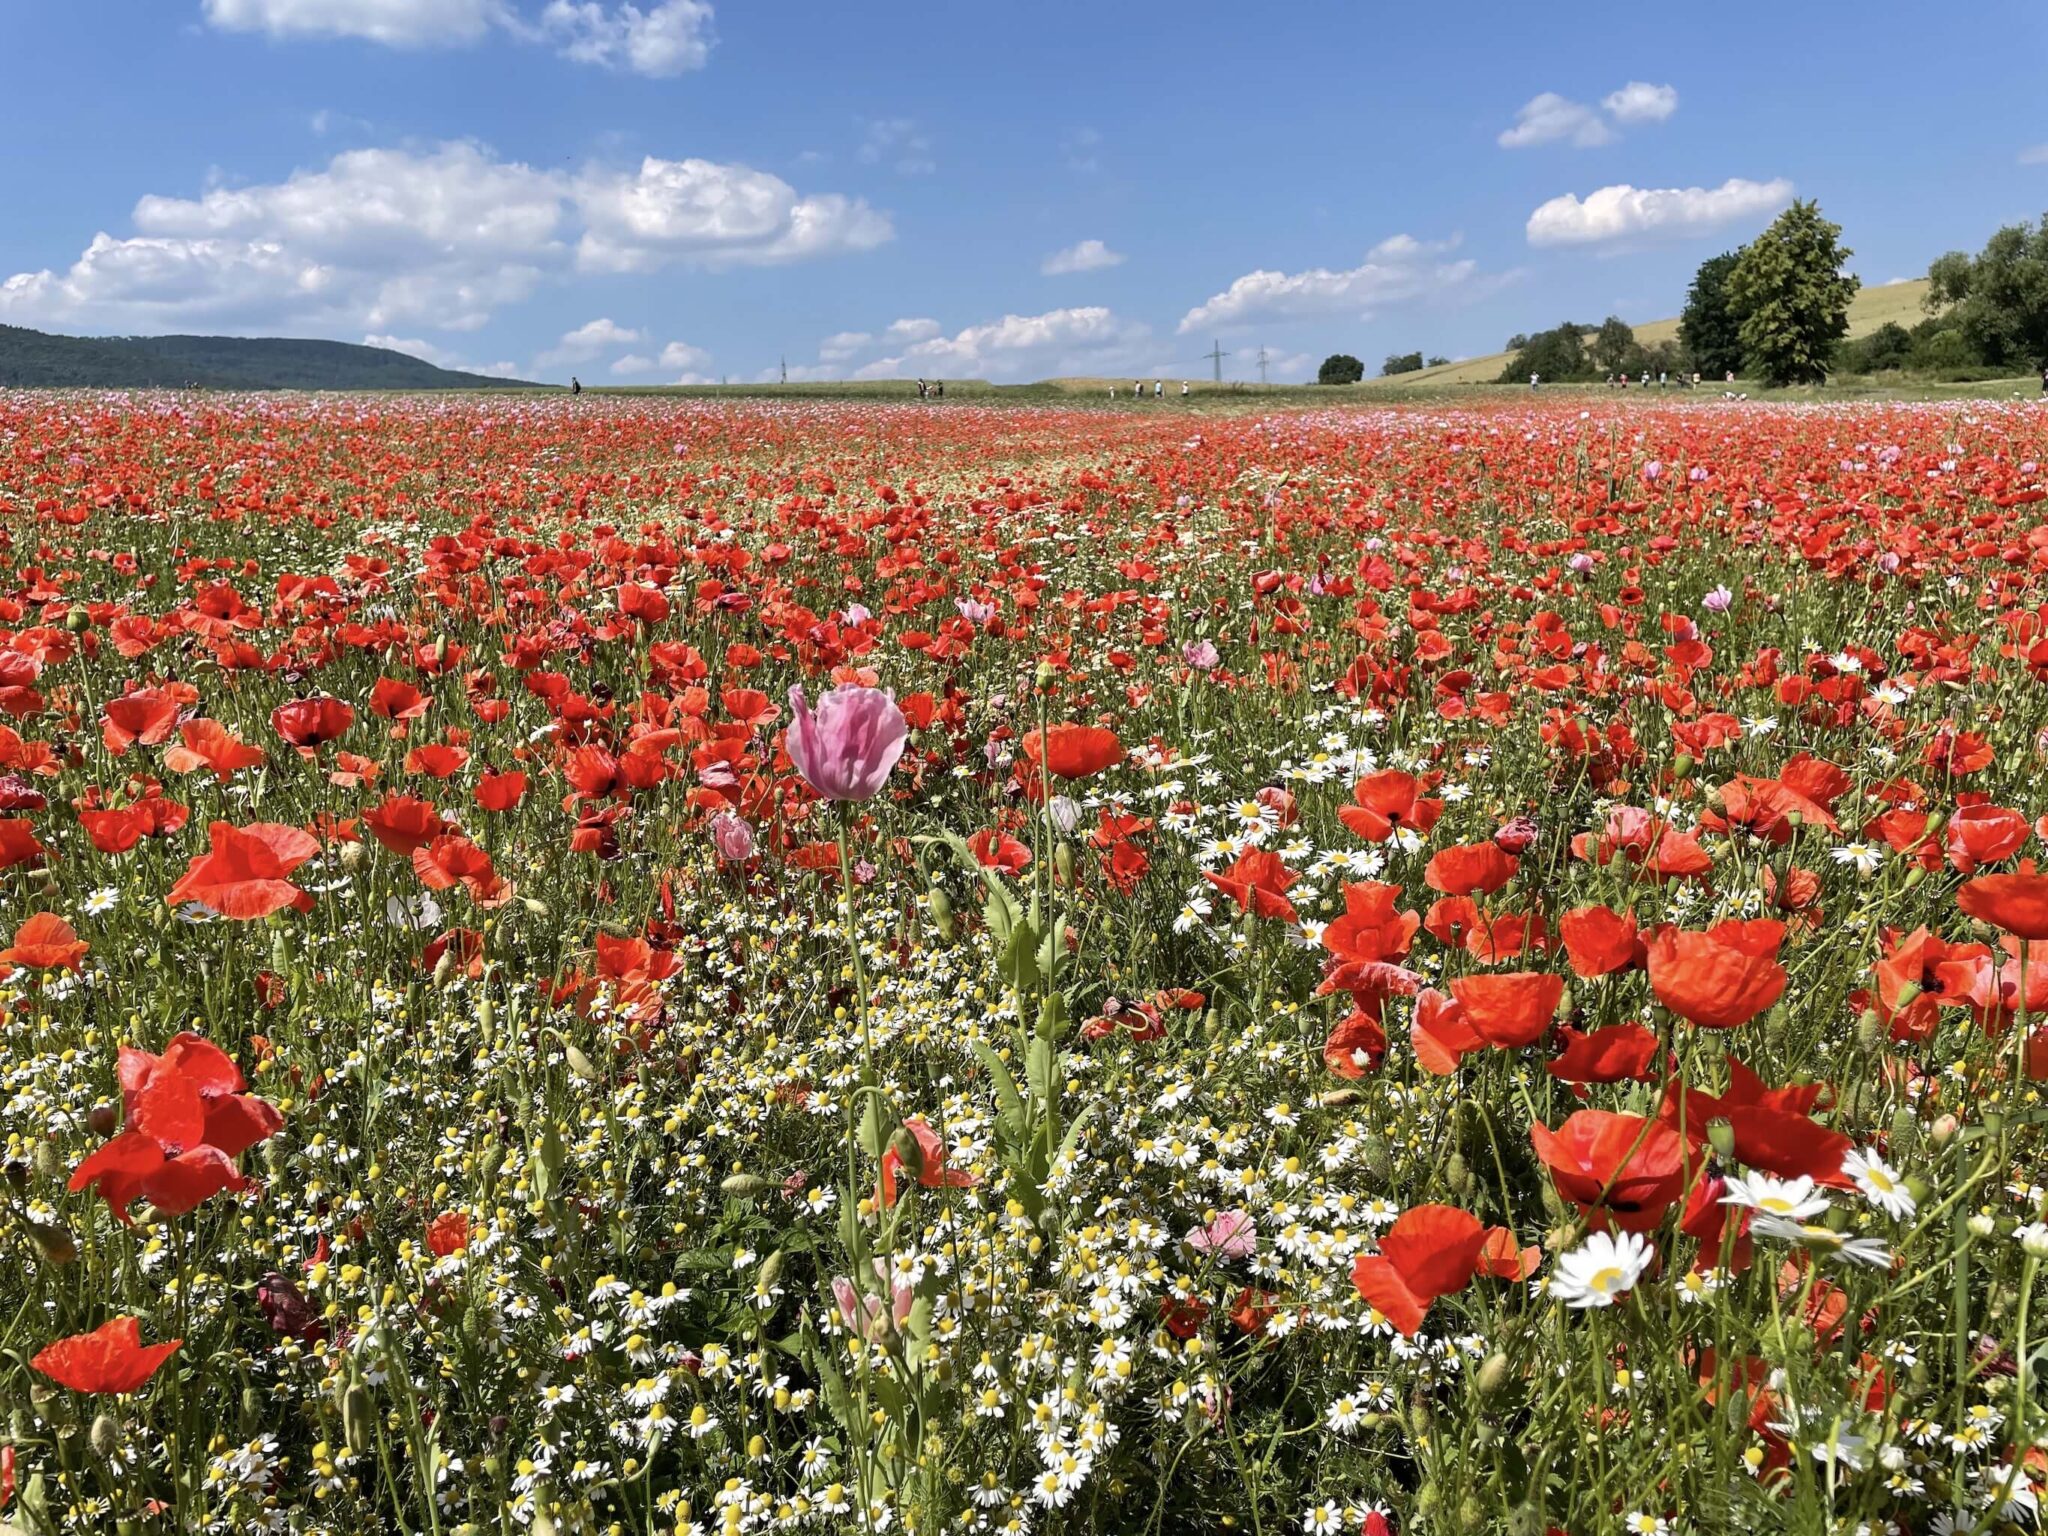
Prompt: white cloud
<box><xmin>1500</xmin><ymin>81</ymin><xmax>1679</xmax><ymax>149</ymax></box>
<box><xmin>856</xmin><ymin>119</ymin><xmax>935</xmax><ymax>177</ymax></box>
<box><xmin>1603</xmin><ymin>81</ymin><xmax>1678</xmax><ymax>123</ymax></box>
<box><xmin>2021</xmin><ymin>144</ymin><xmax>2048</xmax><ymax>166</ymax></box>
<box><xmin>537</xmin><ymin>316</ymin><xmax>641</xmax><ymax>368</ymax></box>
<box><xmin>2</xmin><ymin>141</ymin><xmax>887</xmax><ymax>336</ymax></box>
<box><xmin>538</xmin><ymin>0</ymin><xmax>713</xmax><ymax>76</ymax></box>
<box><xmin>883</xmin><ymin>316</ymin><xmax>940</xmax><ymax>343</ymax></box>
<box><xmin>1525</xmin><ymin>177</ymin><xmax>1793</xmax><ymax>247</ymax></box>
<box><xmin>574</xmin><ymin>156</ymin><xmax>891</xmax><ymax>272</ymax></box>
<box><xmin>658</xmin><ymin>339</ymin><xmax>710</xmax><ymax>370</ymax></box>
<box><xmin>1041</xmin><ymin>238</ymin><xmax>1124</xmax><ymax>276</ymax></box>
<box><xmin>364</xmin><ymin>333</ymin><xmax>521</xmax><ymax>376</ymax></box>
<box><xmin>609</xmin><ymin>353</ymin><xmax>655</xmax><ymax>374</ymax></box>
<box><xmin>853</xmin><ymin>306</ymin><xmax>1150</xmax><ymax>381</ymax></box>
<box><xmin>200</xmin><ymin>0</ymin><xmax>501</xmax><ymax>46</ymax></box>
<box><xmin>1176</xmin><ymin>234</ymin><xmax>1478</xmax><ymax>333</ymax></box>
<box><xmin>204</xmin><ymin>0</ymin><xmax>716</xmax><ymax>76</ymax></box>
<box><xmin>817</xmin><ymin>330</ymin><xmax>872</xmax><ymax>362</ymax></box>
<box><xmin>1498</xmin><ymin>93</ymin><xmax>1612</xmax><ymax>150</ymax></box>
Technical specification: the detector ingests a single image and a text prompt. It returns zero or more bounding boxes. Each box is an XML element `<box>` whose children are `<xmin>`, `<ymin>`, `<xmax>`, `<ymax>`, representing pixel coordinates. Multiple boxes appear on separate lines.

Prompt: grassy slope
<box><xmin>1355</xmin><ymin>278</ymin><xmax>1934</xmax><ymax>389</ymax></box>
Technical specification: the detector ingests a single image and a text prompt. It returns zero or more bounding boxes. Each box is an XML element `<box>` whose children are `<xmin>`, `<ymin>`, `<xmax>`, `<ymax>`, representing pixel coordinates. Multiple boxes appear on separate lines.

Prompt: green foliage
<box><xmin>1317</xmin><ymin>353</ymin><xmax>1366</xmax><ymax>385</ymax></box>
<box><xmin>1839</xmin><ymin>321</ymin><xmax>1915</xmax><ymax>374</ymax></box>
<box><xmin>1497</xmin><ymin>321</ymin><xmax>1589</xmax><ymax>382</ymax></box>
<box><xmin>1426</xmin><ymin>355</ymin><xmax>1449</xmax><ymax>369</ymax></box>
<box><xmin>1379</xmin><ymin>351</ymin><xmax>1425</xmax><ymax>377</ymax></box>
<box><xmin>1727</xmin><ymin>201</ymin><xmax>1859</xmax><ymax>386</ymax></box>
<box><xmin>1678</xmin><ymin>251</ymin><xmax>1746</xmax><ymax>378</ymax></box>
<box><xmin>1925</xmin><ymin>216</ymin><xmax>2048</xmax><ymax>369</ymax></box>
<box><xmin>0</xmin><ymin>324</ymin><xmax>535</xmax><ymax>390</ymax></box>
<box><xmin>1588</xmin><ymin>317</ymin><xmax>1636</xmax><ymax>376</ymax></box>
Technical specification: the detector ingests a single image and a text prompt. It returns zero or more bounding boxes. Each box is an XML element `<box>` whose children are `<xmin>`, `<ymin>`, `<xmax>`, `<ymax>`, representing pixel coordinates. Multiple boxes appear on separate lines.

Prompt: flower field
<box><xmin>2</xmin><ymin>392</ymin><xmax>2048</xmax><ymax>1536</ymax></box>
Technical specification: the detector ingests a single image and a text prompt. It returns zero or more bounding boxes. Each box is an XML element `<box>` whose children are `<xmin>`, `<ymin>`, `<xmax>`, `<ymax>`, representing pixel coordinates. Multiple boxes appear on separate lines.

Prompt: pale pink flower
<box><xmin>785</xmin><ymin>685</ymin><xmax>908</xmax><ymax>802</ymax></box>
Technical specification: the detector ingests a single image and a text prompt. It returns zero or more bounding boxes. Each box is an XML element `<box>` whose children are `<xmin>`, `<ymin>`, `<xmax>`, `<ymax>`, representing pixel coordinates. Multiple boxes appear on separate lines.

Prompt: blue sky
<box><xmin>5</xmin><ymin>1</ymin><xmax>2048</xmax><ymax>383</ymax></box>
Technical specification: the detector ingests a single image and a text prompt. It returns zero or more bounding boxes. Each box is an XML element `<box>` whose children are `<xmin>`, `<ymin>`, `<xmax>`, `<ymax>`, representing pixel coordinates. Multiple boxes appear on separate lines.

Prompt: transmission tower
<box><xmin>1203</xmin><ymin>340</ymin><xmax>1228</xmax><ymax>383</ymax></box>
<box><xmin>779</xmin><ymin>357</ymin><xmax>787</xmax><ymax>386</ymax></box>
<box><xmin>1257</xmin><ymin>346</ymin><xmax>1270</xmax><ymax>385</ymax></box>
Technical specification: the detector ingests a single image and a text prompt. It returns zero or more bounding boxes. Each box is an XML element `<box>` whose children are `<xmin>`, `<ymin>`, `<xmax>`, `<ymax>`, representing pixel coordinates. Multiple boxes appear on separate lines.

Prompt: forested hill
<box><xmin>0</xmin><ymin>325</ymin><xmax>537</xmax><ymax>390</ymax></box>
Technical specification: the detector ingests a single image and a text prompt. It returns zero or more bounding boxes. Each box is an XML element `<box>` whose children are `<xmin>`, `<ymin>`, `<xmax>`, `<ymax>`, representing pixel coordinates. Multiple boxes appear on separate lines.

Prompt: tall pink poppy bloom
<box><xmin>785</xmin><ymin>685</ymin><xmax>908</xmax><ymax>802</ymax></box>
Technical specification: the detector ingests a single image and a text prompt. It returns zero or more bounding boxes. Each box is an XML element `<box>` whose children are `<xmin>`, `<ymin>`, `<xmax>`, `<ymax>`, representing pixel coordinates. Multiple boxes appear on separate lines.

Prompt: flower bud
<box><xmin>342</xmin><ymin>1383</ymin><xmax>376</xmax><ymax>1454</ymax></box>
<box><xmin>1475</xmin><ymin>1352</ymin><xmax>1510</xmax><ymax>1399</ymax></box>
<box><xmin>885</xmin><ymin>1124</ymin><xmax>925</xmax><ymax>1182</ymax></box>
<box><xmin>721</xmin><ymin>1174</ymin><xmax>774</xmax><ymax>1198</ymax></box>
<box><xmin>1706</xmin><ymin>1119</ymin><xmax>1736</xmax><ymax>1160</ymax></box>
<box><xmin>90</xmin><ymin>1412</ymin><xmax>120</xmax><ymax>1459</ymax></box>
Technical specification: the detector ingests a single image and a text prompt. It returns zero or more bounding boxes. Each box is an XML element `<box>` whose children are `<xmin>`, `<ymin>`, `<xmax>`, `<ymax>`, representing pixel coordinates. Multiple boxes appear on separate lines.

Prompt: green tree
<box><xmin>1726</xmin><ymin>201</ymin><xmax>1858</xmax><ymax>386</ymax></box>
<box><xmin>1840</xmin><ymin>321</ymin><xmax>1912</xmax><ymax>373</ymax></box>
<box><xmin>1497</xmin><ymin>321</ymin><xmax>1590</xmax><ymax>383</ymax></box>
<box><xmin>1317</xmin><ymin>353</ymin><xmax>1365</xmax><ymax>385</ymax></box>
<box><xmin>1589</xmin><ymin>317</ymin><xmax>1637</xmax><ymax>375</ymax></box>
<box><xmin>1678</xmin><ymin>251</ymin><xmax>1746</xmax><ymax>378</ymax></box>
<box><xmin>1380</xmin><ymin>351</ymin><xmax>1424</xmax><ymax>377</ymax></box>
<box><xmin>1925</xmin><ymin>217</ymin><xmax>2048</xmax><ymax>368</ymax></box>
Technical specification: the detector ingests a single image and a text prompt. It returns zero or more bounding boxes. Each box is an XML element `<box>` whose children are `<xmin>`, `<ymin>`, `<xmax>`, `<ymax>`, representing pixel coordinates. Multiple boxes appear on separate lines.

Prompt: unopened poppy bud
<box><xmin>1931</xmin><ymin>1114</ymin><xmax>1959</xmax><ymax>1145</ymax></box>
<box><xmin>90</xmin><ymin>1412</ymin><xmax>119</xmax><ymax>1459</ymax></box>
<box><xmin>33</xmin><ymin>1140</ymin><xmax>62</xmax><ymax>1184</ymax></box>
<box><xmin>1054</xmin><ymin>843</ymin><xmax>1074</xmax><ymax>887</ymax></box>
<box><xmin>1317</xmin><ymin>1088</ymin><xmax>1362</xmax><ymax>1108</ymax></box>
<box><xmin>1475</xmin><ymin>1352</ymin><xmax>1510</xmax><ymax>1399</ymax></box>
<box><xmin>26</xmin><ymin>1219</ymin><xmax>76</xmax><ymax>1264</ymax></box>
<box><xmin>927</xmin><ymin>887</ymin><xmax>954</xmax><ymax>941</ymax></box>
<box><xmin>1855</xmin><ymin>1011</ymin><xmax>1884</xmax><ymax>1052</ymax></box>
<box><xmin>563</xmin><ymin>1043</ymin><xmax>599</xmax><ymax>1082</ymax></box>
<box><xmin>531</xmin><ymin>1509</ymin><xmax>558</xmax><ymax>1536</ymax></box>
<box><xmin>1460</xmin><ymin>1496</ymin><xmax>1487</xmax><ymax>1527</ymax></box>
<box><xmin>886</xmin><ymin>1124</ymin><xmax>925</xmax><ymax>1182</ymax></box>
<box><xmin>523</xmin><ymin>897</ymin><xmax>549</xmax><ymax>916</ymax></box>
<box><xmin>757</xmin><ymin>1250</ymin><xmax>784</xmax><ymax>1291</ymax></box>
<box><xmin>721</xmin><ymin>1174</ymin><xmax>773</xmax><ymax>1197</ymax></box>
<box><xmin>432</xmin><ymin>949</ymin><xmax>456</xmax><ymax>987</ymax></box>
<box><xmin>1670</xmin><ymin>753</ymin><xmax>1694</xmax><ymax>780</ymax></box>
<box><xmin>1706</xmin><ymin>1119</ymin><xmax>1736</xmax><ymax>1160</ymax></box>
<box><xmin>342</xmin><ymin>1383</ymin><xmax>376</xmax><ymax>1453</ymax></box>
<box><xmin>1903</xmin><ymin>867</ymin><xmax>1926</xmax><ymax>892</ymax></box>
<box><xmin>88</xmin><ymin>1104</ymin><xmax>119</xmax><ymax>1138</ymax></box>
<box><xmin>242</xmin><ymin>1386</ymin><xmax>262</xmax><ymax>1428</ymax></box>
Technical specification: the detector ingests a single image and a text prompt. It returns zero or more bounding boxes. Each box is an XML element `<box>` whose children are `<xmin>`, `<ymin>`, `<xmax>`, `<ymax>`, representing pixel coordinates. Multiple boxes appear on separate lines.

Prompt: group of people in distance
<box><xmin>915</xmin><ymin>379</ymin><xmax>944</xmax><ymax>399</ymax></box>
<box><xmin>1110</xmin><ymin>380</ymin><xmax>1191</xmax><ymax>399</ymax></box>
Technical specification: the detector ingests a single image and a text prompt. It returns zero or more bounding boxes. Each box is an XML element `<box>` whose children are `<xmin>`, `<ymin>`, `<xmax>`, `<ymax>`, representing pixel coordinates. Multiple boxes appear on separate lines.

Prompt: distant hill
<box><xmin>0</xmin><ymin>325</ymin><xmax>537</xmax><ymax>391</ymax></box>
<box><xmin>1357</xmin><ymin>278</ymin><xmax>1935</xmax><ymax>389</ymax></box>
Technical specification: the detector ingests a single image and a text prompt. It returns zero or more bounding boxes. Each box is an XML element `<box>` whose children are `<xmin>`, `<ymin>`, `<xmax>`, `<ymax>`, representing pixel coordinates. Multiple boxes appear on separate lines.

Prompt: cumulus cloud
<box><xmin>202</xmin><ymin>0</ymin><xmax>717</xmax><ymax>76</ymax></box>
<box><xmin>364</xmin><ymin>334</ymin><xmax>524</xmax><ymax>376</ymax></box>
<box><xmin>1041</xmin><ymin>239</ymin><xmax>1124</xmax><ymax>276</ymax></box>
<box><xmin>1176</xmin><ymin>234</ymin><xmax>1478</xmax><ymax>333</ymax></box>
<box><xmin>1603</xmin><ymin>81</ymin><xmax>1678</xmax><ymax>123</ymax></box>
<box><xmin>1498</xmin><ymin>93</ymin><xmax>1612</xmax><ymax>150</ymax></box>
<box><xmin>1499</xmin><ymin>81</ymin><xmax>1679</xmax><ymax>149</ymax></box>
<box><xmin>817</xmin><ymin>331</ymin><xmax>872</xmax><ymax>362</ymax></box>
<box><xmin>537</xmin><ymin>0</ymin><xmax>713</xmax><ymax>76</ymax></box>
<box><xmin>574</xmin><ymin>156</ymin><xmax>891</xmax><ymax>271</ymax></box>
<box><xmin>838</xmin><ymin>307</ymin><xmax>1149</xmax><ymax>381</ymax></box>
<box><xmin>1525</xmin><ymin>177</ymin><xmax>1793</xmax><ymax>247</ymax></box>
<box><xmin>200</xmin><ymin>0</ymin><xmax>501</xmax><ymax>45</ymax></box>
<box><xmin>883</xmin><ymin>317</ymin><xmax>940</xmax><ymax>343</ymax></box>
<box><xmin>537</xmin><ymin>317</ymin><xmax>641</xmax><ymax>369</ymax></box>
<box><xmin>659</xmin><ymin>340</ymin><xmax>710</xmax><ymax>370</ymax></box>
<box><xmin>0</xmin><ymin>141</ymin><xmax>889</xmax><ymax>336</ymax></box>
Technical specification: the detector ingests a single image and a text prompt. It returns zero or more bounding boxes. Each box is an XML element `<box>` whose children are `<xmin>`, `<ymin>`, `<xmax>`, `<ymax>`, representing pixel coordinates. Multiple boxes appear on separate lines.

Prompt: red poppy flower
<box><xmin>1448</xmin><ymin>970</ymin><xmax>1563</xmax><ymax>1048</ymax></box>
<box><xmin>165</xmin><ymin>822</ymin><xmax>318</xmax><ymax>919</ymax></box>
<box><xmin>363</xmin><ymin>794</ymin><xmax>451</xmax><ymax>855</ymax></box>
<box><xmin>31</xmin><ymin>1317</ymin><xmax>180</xmax><ymax>1394</ymax></box>
<box><xmin>1337</xmin><ymin>770</ymin><xmax>1443</xmax><ymax>842</ymax></box>
<box><xmin>1530</xmin><ymin>1110</ymin><xmax>1686</xmax><ymax>1231</ymax></box>
<box><xmin>1546</xmin><ymin>1022</ymin><xmax>1660</xmax><ymax>1084</ymax></box>
<box><xmin>426</xmin><ymin>1211</ymin><xmax>472</xmax><ymax>1257</ymax></box>
<box><xmin>1944</xmin><ymin>802</ymin><xmax>2029</xmax><ymax>874</ymax></box>
<box><xmin>1957</xmin><ymin>861</ymin><xmax>2048</xmax><ymax>940</ymax></box>
<box><xmin>475</xmin><ymin>770</ymin><xmax>528</xmax><ymax>811</ymax></box>
<box><xmin>1323</xmin><ymin>1008</ymin><xmax>1388</xmax><ymax>1077</ymax></box>
<box><xmin>1647</xmin><ymin>919</ymin><xmax>1787</xmax><ymax>1029</ymax></box>
<box><xmin>369</xmin><ymin>677</ymin><xmax>432</xmax><ymax>721</ymax></box>
<box><xmin>1558</xmin><ymin>904</ymin><xmax>1640</xmax><ymax>978</ymax></box>
<box><xmin>1410</xmin><ymin>987</ymin><xmax>1483</xmax><ymax>1075</ymax></box>
<box><xmin>1203</xmin><ymin>848</ymin><xmax>1298</xmax><ymax>923</ymax></box>
<box><xmin>101</xmin><ymin>689</ymin><xmax>183</xmax><ymax>753</ymax></box>
<box><xmin>1424</xmin><ymin>841</ymin><xmax>1518</xmax><ymax>897</ymax></box>
<box><xmin>163</xmin><ymin>719</ymin><xmax>267</xmax><ymax>780</ymax></box>
<box><xmin>270</xmin><ymin>696</ymin><xmax>355</xmax><ymax>752</ymax></box>
<box><xmin>1020</xmin><ymin>724</ymin><xmax>1124</xmax><ymax>781</ymax></box>
<box><xmin>0</xmin><ymin>912</ymin><xmax>88</xmax><ymax>972</ymax></box>
<box><xmin>879</xmin><ymin>1115</ymin><xmax>978</xmax><ymax>1206</ymax></box>
<box><xmin>70</xmin><ymin>1032</ymin><xmax>283</xmax><ymax>1221</ymax></box>
<box><xmin>968</xmin><ymin>827</ymin><xmax>1032</xmax><ymax>875</ymax></box>
<box><xmin>1348</xmin><ymin>1204</ymin><xmax>1488</xmax><ymax>1335</ymax></box>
